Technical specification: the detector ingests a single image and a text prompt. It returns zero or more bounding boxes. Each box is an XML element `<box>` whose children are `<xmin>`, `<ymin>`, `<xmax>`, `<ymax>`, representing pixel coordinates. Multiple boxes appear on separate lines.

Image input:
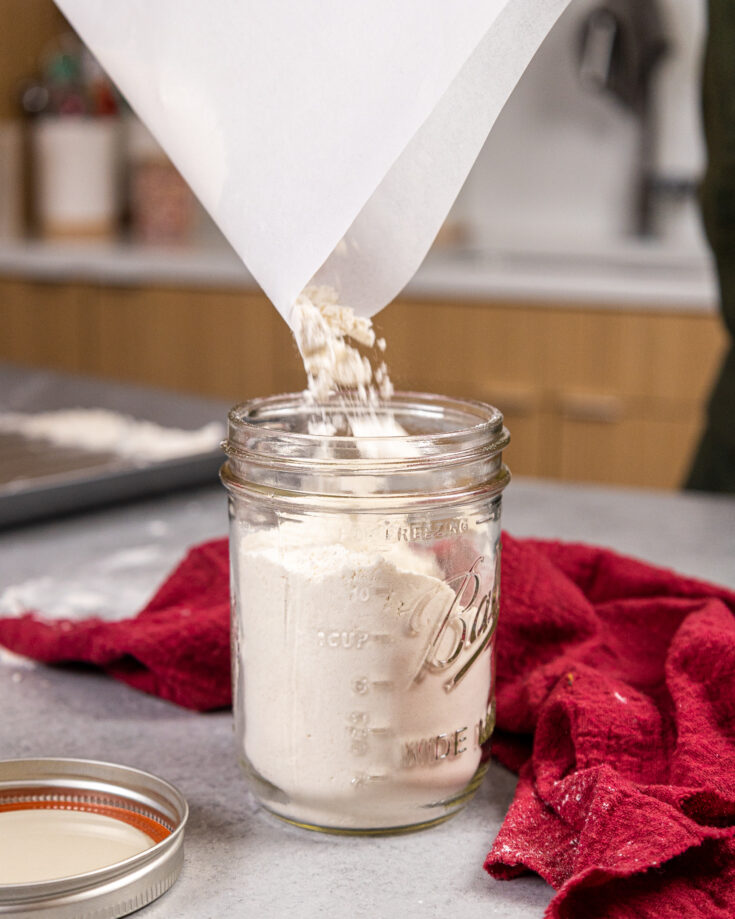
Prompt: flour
<box><xmin>290</xmin><ymin>284</ymin><xmax>405</xmax><ymax>454</ymax></box>
<box><xmin>236</xmin><ymin>517</ymin><xmax>495</xmax><ymax>830</ymax></box>
<box><xmin>291</xmin><ymin>285</ymin><xmax>393</xmax><ymax>407</ymax></box>
<box><xmin>0</xmin><ymin>544</ymin><xmax>168</xmax><ymax>621</ymax></box>
<box><xmin>0</xmin><ymin>409</ymin><xmax>224</xmax><ymax>462</ymax></box>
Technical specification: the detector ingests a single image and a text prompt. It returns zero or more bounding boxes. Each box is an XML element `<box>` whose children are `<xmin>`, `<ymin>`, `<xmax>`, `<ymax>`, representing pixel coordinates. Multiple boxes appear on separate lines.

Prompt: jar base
<box><xmin>264</xmin><ymin>806</ymin><xmax>465</xmax><ymax>836</ymax></box>
<box><xmin>255</xmin><ymin>760</ymin><xmax>490</xmax><ymax>837</ymax></box>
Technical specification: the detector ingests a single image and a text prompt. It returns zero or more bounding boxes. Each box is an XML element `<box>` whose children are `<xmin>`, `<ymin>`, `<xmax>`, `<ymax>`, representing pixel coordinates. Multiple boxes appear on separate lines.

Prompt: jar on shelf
<box><xmin>221</xmin><ymin>393</ymin><xmax>510</xmax><ymax>835</ymax></box>
<box><xmin>125</xmin><ymin>117</ymin><xmax>197</xmax><ymax>245</ymax></box>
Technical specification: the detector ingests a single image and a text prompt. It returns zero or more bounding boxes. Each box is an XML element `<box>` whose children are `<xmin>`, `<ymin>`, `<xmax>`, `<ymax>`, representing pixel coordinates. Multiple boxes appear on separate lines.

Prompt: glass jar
<box><xmin>221</xmin><ymin>393</ymin><xmax>510</xmax><ymax>834</ymax></box>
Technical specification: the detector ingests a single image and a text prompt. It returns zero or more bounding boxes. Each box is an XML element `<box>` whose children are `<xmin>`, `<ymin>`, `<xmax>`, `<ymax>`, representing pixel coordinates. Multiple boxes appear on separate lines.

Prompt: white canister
<box><xmin>33</xmin><ymin>116</ymin><xmax>121</xmax><ymax>239</ymax></box>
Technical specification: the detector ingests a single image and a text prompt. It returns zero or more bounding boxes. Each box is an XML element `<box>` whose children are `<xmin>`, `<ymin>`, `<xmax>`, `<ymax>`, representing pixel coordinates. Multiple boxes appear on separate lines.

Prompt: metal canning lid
<box><xmin>0</xmin><ymin>758</ymin><xmax>188</xmax><ymax>919</ymax></box>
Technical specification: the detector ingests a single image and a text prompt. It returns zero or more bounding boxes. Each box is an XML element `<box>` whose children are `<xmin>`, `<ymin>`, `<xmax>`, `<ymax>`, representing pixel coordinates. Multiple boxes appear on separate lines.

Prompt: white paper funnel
<box><xmin>55</xmin><ymin>0</ymin><xmax>572</xmax><ymax>325</ymax></box>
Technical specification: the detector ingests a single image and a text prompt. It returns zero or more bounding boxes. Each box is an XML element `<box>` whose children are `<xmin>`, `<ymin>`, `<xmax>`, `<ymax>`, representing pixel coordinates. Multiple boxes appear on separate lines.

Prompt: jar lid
<box><xmin>0</xmin><ymin>757</ymin><xmax>188</xmax><ymax>919</ymax></box>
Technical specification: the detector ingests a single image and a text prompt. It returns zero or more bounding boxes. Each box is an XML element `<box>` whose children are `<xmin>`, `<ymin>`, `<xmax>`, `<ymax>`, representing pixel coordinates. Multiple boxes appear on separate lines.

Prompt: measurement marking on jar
<box><xmin>352</xmin><ymin>678</ymin><xmax>395</xmax><ymax>695</ymax></box>
<box><xmin>317</xmin><ymin>630</ymin><xmax>370</xmax><ymax>649</ymax></box>
<box><xmin>371</xmin><ymin>633</ymin><xmax>392</xmax><ymax>645</ymax></box>
<box><xmin>347</xmin><ymin>711</ymin><xmax>370</xmax><ymax>757</ymax></box>
<box><xmin>351</xmin><ymin>773</ymin><xmax>389</xmax><ymax>790</ymax></box>
<box><xmin>349</xmin><ymin>586</ymin><xmax>390</xmax><ymax>602</ymax></box>
<box><xmin>317</xmin><ymin>630</ymin><xmax>395</xmax><ymax>649</ymax></box>
<box><xmin>475</xmin><ymin>507</ymin><xmax>500</xmax><ymax>526</ymax></box>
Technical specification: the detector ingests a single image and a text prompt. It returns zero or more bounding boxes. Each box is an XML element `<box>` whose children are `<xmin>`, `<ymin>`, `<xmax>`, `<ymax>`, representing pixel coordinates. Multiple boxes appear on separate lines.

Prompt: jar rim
<box><xmin>222</xmin><ymin>392</ymin><xmax>510</xmax><ymax>504</ymax></box>
<box><xmin>223</xmin><ymin>391</ymin><xmax>508</xmax><ymax>467</ymax></box>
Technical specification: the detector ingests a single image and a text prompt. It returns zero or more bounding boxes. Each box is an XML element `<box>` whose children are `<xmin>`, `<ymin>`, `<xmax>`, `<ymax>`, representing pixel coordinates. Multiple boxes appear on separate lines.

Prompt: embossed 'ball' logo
<box><xmin>410</xmin><ymin>556</ymin><xmax>500</xmax><ymax>692</ymax></box>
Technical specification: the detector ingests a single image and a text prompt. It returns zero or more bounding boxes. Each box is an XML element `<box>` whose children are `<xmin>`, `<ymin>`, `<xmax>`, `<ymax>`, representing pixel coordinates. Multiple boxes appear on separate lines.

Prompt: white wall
<box><xmin>452</xmin><ymin>0</ymin><xmax>707</xmax><ymax>252</ymax></box>
<box><xmin>654</xmin><ymin>0</ymin><xmax>706</xmax><ymax>179</ymax></box>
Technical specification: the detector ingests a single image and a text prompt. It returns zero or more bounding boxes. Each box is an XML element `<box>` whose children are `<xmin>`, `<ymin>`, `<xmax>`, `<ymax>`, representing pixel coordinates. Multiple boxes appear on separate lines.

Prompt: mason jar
<box><xmin>221</xmin><ymin>393</ymin><xmax>510</xmax><ymax>834</ymax></box>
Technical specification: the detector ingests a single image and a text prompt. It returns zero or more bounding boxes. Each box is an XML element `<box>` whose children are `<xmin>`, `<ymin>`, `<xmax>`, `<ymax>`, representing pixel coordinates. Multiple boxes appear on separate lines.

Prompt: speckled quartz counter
<box><xmin>1</xmin><ymin>480</ymin><xmax>733</xmax><ymax>918</ymax></box>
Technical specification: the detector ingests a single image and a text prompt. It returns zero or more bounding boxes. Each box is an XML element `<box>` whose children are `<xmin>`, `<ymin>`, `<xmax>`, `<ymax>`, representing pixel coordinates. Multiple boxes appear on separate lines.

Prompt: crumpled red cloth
<box><xmin>1</xmin><ymin>533</ymin><xmax>734</xmax><ymax>919</ymax></box>
<box><xmin>0</xmin><ymin>539</ymin><xmax>231</xmax><ymax>710</ymax></box>
<box><xmin>488</xmin><ymin>534</ymin><xmax>735</xmax><ymax>919</ymax></box>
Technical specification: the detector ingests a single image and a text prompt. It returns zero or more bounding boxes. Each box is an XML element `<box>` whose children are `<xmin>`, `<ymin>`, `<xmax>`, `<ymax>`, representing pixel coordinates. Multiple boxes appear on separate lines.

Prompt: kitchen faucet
<box><xmin>578</xmin><ymin>0</ymin><xmax>673</xmax><ymax>237</ymax></box>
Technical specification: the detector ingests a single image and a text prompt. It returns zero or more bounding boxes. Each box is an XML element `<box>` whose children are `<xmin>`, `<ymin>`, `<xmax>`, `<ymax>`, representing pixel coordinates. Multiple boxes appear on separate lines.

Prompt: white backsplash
<box><xmin>452</xmin><ymin>0</ymin><xmax>708</xmax><ymax>252</ymax></box>
<box><xmin>654</xmin><ymin>0</ymin><xmax>706</xmax><ymax>179</ymax></box>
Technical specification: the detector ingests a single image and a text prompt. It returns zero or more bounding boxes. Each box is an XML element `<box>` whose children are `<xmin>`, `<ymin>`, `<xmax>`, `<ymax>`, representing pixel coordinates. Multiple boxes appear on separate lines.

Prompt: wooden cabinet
<box><xmin>84</xmin><ymin>286</ymin><xmax>294</xmax><ymax>398</ymax></box>
<box><xmin>377</xmin><ymin>299</ymin><xmax>549</xmax><ymax>478</ymax></box>
<box><xmin>542</xmin><ymin>308</ymin><xmax>725</xmax><ymax>488</ymax></box>
<box><xmin>378</xmin><ymin>297</ymin><xmax>727</xmax><ymax>488</ymax></box>
<box><xmin>0</xmin><ymin>1</ymin><xmax>66</xmax><ymax>120</ymax></box>
<box><xmin>0</xmin><ymin>279</ymin><xmax>86</xmax><ymax>373</ymax></box>
<box><xmin>0</xmin><ymin>277</ymin><xmax>727</xmax><ymax>490</ymax></box>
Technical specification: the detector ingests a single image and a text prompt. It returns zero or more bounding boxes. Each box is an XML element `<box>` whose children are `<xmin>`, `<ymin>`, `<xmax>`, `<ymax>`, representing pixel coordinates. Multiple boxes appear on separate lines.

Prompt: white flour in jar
<box><xmin>236</xmin><ymin>517</ymin><xmax>495</xmax><ymax>830</ymax></box>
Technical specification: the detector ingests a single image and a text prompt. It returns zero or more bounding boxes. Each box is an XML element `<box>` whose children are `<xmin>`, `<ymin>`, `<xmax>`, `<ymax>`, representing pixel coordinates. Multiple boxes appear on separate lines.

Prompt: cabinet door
<box><xmin>84</xmin><ymin>285</ymin><xmax>281</xmax><ymax>400</ymax></box>
<box><xmin>380</xmin><ymin>297</ymin><xmax>544</xmax><ymax>390</ymax></box>
<box><xmin>558</xmin><ymin>416</ymin><xmax>705</xmax><ymax>490</ymax></box>
<box><xmin>543</xmin><ymin>306</ymin><xmax>726</xmax><ymax>488</ymax></box>
<box><xmin>380</xmin><ymin>297</ymin><xmax>548</xmax><ymax>476</ymax></box>
<box><xmin>470</xmin><ymin>381</ymin><xmax>547</xmax><ymax>478</ymax></box>
<box><xmin>0</xmin><ymin>279</ymin><xmax>85</xmax><ymax>373</ymax></box>
<box><xmin>542</xmin><ymin>307</ymin><xmax>726</xmax><ymax>406</ymax></box>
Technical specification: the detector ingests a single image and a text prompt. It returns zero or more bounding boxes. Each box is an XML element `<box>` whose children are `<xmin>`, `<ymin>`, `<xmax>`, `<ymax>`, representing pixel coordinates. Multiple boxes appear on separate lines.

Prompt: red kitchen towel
<box><xmin>487</xmin><ymin>534</ymin><xmax>735</xmax><ymax>919</ymax></box>
<box><xmin>1</xmin><ymin>533</ymin><xmax>735</xmax><ymax>919</ymax></box>
<box><xmin>0</xmin><ymin>538</ymin><xmax>232</xmax><ymax>710</ymax></box>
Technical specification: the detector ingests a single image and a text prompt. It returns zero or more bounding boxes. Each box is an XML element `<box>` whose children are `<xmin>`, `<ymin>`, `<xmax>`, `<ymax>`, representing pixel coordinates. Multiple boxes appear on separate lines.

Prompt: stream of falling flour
<box><xmin>290</xmin><ymin>285</ymin><xmax>408</xmax><ymax>440</ymax></box>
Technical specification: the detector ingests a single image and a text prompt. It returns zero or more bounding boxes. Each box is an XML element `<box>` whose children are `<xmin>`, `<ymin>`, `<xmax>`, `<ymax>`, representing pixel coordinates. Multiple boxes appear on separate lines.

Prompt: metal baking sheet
<box><xmin>0</xmin><ymin>362</ymin><xmax>231</xmax><ymax>529</ymax></box>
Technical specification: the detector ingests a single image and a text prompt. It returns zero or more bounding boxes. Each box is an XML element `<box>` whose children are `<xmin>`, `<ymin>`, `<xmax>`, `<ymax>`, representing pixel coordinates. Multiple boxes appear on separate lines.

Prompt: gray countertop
<box><xmin>1</xmin><ymin>479</ymin><xmax>734</xmax><ymax>918</ymax></box>
<box><xmin>0</xmin><ymin>238</ymin><xmax>718</xmax><ymax>313</ymax></box>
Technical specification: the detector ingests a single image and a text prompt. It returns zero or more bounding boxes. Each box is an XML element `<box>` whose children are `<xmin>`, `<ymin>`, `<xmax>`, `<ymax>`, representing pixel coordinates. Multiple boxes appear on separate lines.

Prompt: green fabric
<box><xmin>684</xmin><ymin>0</ymin><xmax>735</xmax><ymax>492</ymax></box>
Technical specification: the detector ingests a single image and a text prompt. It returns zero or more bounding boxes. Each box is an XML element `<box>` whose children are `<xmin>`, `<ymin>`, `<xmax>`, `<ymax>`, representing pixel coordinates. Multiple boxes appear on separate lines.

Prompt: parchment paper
<box><xmin>55</xmin><ymin>0</ymin><xmax>572</xmax><ymax>324</ymax></box>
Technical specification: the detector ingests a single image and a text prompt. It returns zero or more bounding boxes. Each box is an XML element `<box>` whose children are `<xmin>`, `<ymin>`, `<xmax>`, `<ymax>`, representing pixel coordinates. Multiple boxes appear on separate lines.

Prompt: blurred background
<box><xmin>0</xmin><ymin>0</ymin><xmax>726</xmax><ymax>491</ymax></box>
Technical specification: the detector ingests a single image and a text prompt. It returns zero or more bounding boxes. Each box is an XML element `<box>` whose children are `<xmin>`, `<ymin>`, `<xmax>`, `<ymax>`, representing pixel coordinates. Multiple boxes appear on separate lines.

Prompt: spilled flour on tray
<box><xmin>0</xmin><ymin>410</ymin><xmax>224</xmax><ymax>462</ymax></box>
